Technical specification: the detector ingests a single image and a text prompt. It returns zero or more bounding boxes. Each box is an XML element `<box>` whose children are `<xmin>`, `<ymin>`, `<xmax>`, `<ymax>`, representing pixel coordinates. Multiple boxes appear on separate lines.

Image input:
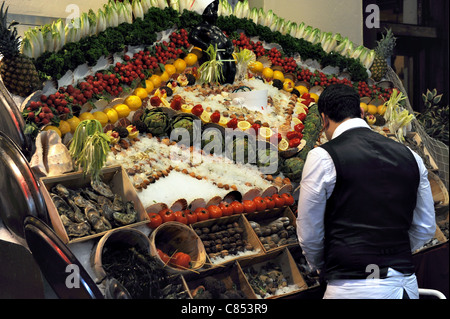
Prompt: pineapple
<box><xmin>370</xmin><ymin>28</ymin><xmax>396</xmax><ymax>82</ymax></box>
<box><xmin>0</xmin><ymin>2</ymin><xmax>42</xmax><ymax>97</ymax></box>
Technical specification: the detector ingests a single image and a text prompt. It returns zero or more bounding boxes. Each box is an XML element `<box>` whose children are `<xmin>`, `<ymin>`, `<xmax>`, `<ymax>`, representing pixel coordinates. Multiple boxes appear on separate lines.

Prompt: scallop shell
<box><xmin>108</xmin><ymin>97</ymin><xmax>126</xmax><ymax>108</ymax></box>
<box><xmin>377</xmin><ymin>80</ymin><xmax>394</xmax><ymax>89</ymax></box>
<box><xmin>222</xmin><ymin>191</ymin><xmax>242</xmax><ymax>203</ymax></box>
<box><xmin>170</xmin><ymin>198</ymin><xmax>188</xmax><ymax>212</ymax></box>
<box><xmin>309</xmin><ymin>85</ymin><xmax>324</xmax><ymax>96</ymax></box>
<box><xmin>271</xmin><ymin>65</ymin><xmax>284</xmax><ymax>73</ymax></box>
<box><xmin>284</xmin><ymin>73</ymin><xmax>296</xmax><ymax>82</ymax></box>
<box><xmin>242</xmin><ymin>188</ymin><xmax>261</xmax><ymax>201</ymax></box>
<box><xmin>257</xmin><ymin>56</ymin><xmax>272</xmax><ymax>68</ymax></box>
<box><xmin>370</xmin><ymin>97</ymin><xmax>385</xmax><ymax>106</ymax></box>
<box><xmin>146</xmin><ymin>203</ymin><xmax>168</xmax><ymax>215</ymax></box>
<box><xmin>278</xmin><ymin>184</ymin><xmax>293</xmax><ymax>195</ymax></box>
<box><xmin>20</xmin><ymin>90</ymin><xmax>43</xmax><ymax>112</ymax></box>
<box><xmin>294</xmin><ymin>81</ymin><xmax>310</xmax><ymax>90</ymax></box>
<box><xmin>261</xmin><ymin>186</ymin><xmax>278</xmax><ymax>198</ymax></box>
<box><xmin>360</xmin><ymin>96</ymin><xmax>372</xmax><ymax>104</ymax></box>
<box><xmin>338</xmin><ymin>71</ymin><xmax>352</xmax><ymax>81</ymax></box>
<box><xmin>189</xmin><ymin>198</ymin><xmax>207</xmax><ymax>211</ymax></box>
<box><xmin>206</xmin><ymin>196</ymin><xmax>222</xmax><ymax>207</ymax></box>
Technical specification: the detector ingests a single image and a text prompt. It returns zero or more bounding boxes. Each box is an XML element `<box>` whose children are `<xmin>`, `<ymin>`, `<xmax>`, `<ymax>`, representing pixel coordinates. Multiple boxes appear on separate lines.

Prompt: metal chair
<box><xmin>419</xmin><ymin>288</ymin><xmax>447</xmax><ymax>299</ymax></box>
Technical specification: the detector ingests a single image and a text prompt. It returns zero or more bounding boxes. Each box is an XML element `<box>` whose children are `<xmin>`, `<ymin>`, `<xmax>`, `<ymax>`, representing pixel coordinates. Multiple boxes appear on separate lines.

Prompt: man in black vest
<box><xmin>296</xmin><ymin>84</ymin><xmax>436</xmax><ymax>299</ymax></box>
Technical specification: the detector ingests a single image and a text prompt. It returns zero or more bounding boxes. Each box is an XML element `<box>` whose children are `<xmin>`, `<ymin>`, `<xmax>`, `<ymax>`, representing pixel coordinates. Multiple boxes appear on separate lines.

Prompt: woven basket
<box><xmin>428</xmin><ymin>170</ymin><xmax>449</xmax><ymax>216</ymax></box>
<box><xmin>149</xmin><ymin>221</ymin><xmax>206</xmax><ymax>274</ymax></box>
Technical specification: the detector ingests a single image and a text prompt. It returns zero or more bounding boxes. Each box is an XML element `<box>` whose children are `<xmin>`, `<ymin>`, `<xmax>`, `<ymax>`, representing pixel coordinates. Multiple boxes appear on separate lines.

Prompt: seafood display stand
<box><xmin>0</xmin><ymin>0</ymin><xmax>448</xmax><ymax>300</ymax></box>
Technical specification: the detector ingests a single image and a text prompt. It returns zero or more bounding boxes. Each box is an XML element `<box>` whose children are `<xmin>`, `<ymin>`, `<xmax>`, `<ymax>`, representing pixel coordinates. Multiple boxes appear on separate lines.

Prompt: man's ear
<box><xmin>360</xmin><ymin>107</ymin><xmax>365</xmax><ymax>118</ymax></box>
<box><xmin>321</xmin><ymin>113</ymin><xmax>329</xmax><ymax>128</ymax></box>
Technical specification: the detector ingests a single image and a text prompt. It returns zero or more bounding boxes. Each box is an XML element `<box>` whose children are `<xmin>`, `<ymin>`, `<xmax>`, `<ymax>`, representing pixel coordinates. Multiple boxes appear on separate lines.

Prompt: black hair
<box><xmin>317</xmin><ymin>84</ymin><xmax>361</xmax><ymax>123</ymax></box>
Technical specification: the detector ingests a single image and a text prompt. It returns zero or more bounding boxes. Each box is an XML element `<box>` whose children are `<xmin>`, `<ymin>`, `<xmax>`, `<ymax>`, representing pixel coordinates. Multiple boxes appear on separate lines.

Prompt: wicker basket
<box><xmin>149</xmin><ymin>221</ymin><xmax>206</xmax><ymax>274</ymax></box>
<box><xmin>428</xmin><ymin>170</ymin><xmax>449</xmax><ymax>216</ymax></box>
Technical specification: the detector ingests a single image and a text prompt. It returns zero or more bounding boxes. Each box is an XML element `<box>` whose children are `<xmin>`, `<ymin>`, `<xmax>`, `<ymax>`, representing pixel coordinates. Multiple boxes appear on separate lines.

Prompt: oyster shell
<box><xmin>91</xmin><ymin>180</ymin><xmax>114</xmax><ymax>199</ymax></box>
<box><xmin>85</xmin><ymin>205</ymin><xmax>112</xmax><ymax>233</ymax></box>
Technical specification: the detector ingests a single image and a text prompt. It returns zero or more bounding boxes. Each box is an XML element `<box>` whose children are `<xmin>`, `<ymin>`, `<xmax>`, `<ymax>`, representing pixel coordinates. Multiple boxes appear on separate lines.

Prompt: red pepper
<box><xmin>289</xmin><ymin>138</ymin><xmax>301</xmax><ymax>148</ymax></box>
<box><xmin>297</xmin><ymin>113</ymin><xmax>307</xmax><ymax>122</ymax></box>
<box><xmin>210</xmin><ymin>111</ymin><xmax>221</xmax><ymax>123</ymax></box>
<box><xmin>286</xmin><ymin>131</ymin><xmax>301</xmax><ymax>140</ymax></box>
<box><xmin>191</xmin><ymin>104</ymin><xmax>204</xmax><ymax>116</ymax></box>
<box><xmin>150</xmin><ymin>96</ymin><xmax>162</xmax><ymax>107</ymax></box>
<box><xmin>227</xmin><ymin>117</ymin><xmax>238</xmax><ymax>129</ymax></box>
<box><xmin>294</xmin><ymin>123</ymin><xmax>305</xmax><ymax>133</ymax></box>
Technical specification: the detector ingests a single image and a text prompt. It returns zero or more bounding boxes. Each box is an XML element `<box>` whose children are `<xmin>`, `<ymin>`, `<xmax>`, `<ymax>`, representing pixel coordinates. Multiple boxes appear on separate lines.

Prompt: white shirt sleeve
<box><xmin>408</xmin><ymin>149</ymin><xmax>436</xmax><ymax>251</ymax></box>
<box><xmin>296</xmin><ymin>147</ymin><xmax>336</xmax><ymax>271</ymax></box>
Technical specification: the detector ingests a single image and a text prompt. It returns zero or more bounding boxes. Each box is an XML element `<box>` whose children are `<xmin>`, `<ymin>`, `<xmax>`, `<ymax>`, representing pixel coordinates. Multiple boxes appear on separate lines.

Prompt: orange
<box><xmin>149</xmin><ymin>74</ymin><xmax>162</xmax><ymax>88</ymax></box>
<box><xmin>113</xmin><ymin>104</ymin><xmax>131</xmax><ymax>118</ymax></box>
<box><xmin>143</xmin><ymin>79</ymin><xmax>155</xmax><ymax>94</ymax></box>
<box><xmin>360</xmin><ymin>102</ymin><xmax>368</xmax><ymax>113</ymax></box>
<box><xmin>262</xmin><ymin>67</ymin><xmax>274</xmax><ymax>80</ymax></box>
<box><xmin>164</xmin><ymin>64</ymin><xmax>176</xmax><ymax>76</ymax></box>
<box><xmin>295</xmin><ymin>85</ymin><xmax>309</xmax><ymax>96</ymax></box>
<box><xmin>103</xmin><ymin>107</ymin><xmax>119</xmax><ymax>124</ymax></box>
<box><xmin>184</xmin><ymin>53</ymin><xmax>198</xmax><ymax>67</ymax></box>
<box><xmin>124</xmin><ymin>95</ymin><xmax>143</xmax><ymax>111</ymax></box>
<box><xmin>173</xmin><ymin>58</ymin><xmax>187</xmax><ymax>73</ymax></box>
<box><xmin>160</xmin><ymin>71</ymin><xmax>170</xmax><ymax>82</ymax></box>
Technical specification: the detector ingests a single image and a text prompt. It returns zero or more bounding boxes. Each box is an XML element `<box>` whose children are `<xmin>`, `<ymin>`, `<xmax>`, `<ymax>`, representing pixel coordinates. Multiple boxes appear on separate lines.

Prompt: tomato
<box><xmin>294</xmin><ymin>123</ymin><xmax>305</xmax><ymax>133</ymax></box>
<box><xmin>277</xmin><ymin>133</ymin><xmax>283</xmax><ymax>143</ymax></box>
<box><xmin>297</xmin><ymin>113</ymin><xmax>307</xmax><ymax>122</ymax></box>
<box><xmin>191</xmin><ymin>104</ymin><xmax>204</xmax><ymax>116</ymax></box>
<box><xmin>195</xmin><ymin>207</ymin><xmax>210</xmax><ymax>221</ymax></box>
<box><xmin>272</xmin><ymin>194</ymin><xmax>286</xmax><ymax>208</ymax></box>
<box><xmin>219</xmin><ymin>202</ymin><xmax>234</xmax><ymax>216</ymax></box>
<box><xmin>174</xmin><ymin>211</ymin><xmax>188</xmax><ymax>224</ymax></box>
<box><xmin>243</xmin><ymin>200</ymin><xmax>256</xmax><ymax>214</ymax></box>
<box><xmin>227</xmin><ymin>118</ymin><xmax>238</xmax><ymax>129</ymax></box>
<box><xmin>185</xmin><ymin>210</ymin><xmax>198</xmax><ymax>224</ymax></box>
<box><xmin>159</xmin><ymin>208</ymin><xmax>176</xmax><ymax>223</ymax></box>
<box><xmin>264</xmin><ymin>196</ymin><xmax>276</xmax><ymax>210</ymax></box>
<box><xmin>207</xmin><ymin>205</ymin><xmax>223</xmax><ymax>219</ymax></box>
<box><xmin>157</xmin><ymin>249</ymin><xmax>171</xmax><ymax>264</ymax></box>
<box><xmin>231</xmin><ymin>201</ymin><xmax>244</xmax><ymax>214</ymax></box>
<box><xmin>250</xmin><ymin>123</ymin><xmax>261</xmax><ymax>134</ymax></box>
<box><xmin>210</xmin><ymin>111</ymin><xmax>221</xmax><ymax>123</ymax></box>
<box><xmin>253</xmin><ymin>196</ymin><xmax>267</xmax><ymax>212</ymax></box>
<box><xmin>147</xmin><ymin>213</ymin><xmax>163</xmax><ymax>229</ymax></box>
<box><xmin>281</xmin><ymin>193</ymin><xmax>295</xmax><ymax>206</ymax></box>
<box><xmin>286</xmin><ymin>131</ymin><xmax>301</xmax><ymax>140</ymax></box>
<box><xmin>170</xmin><ymin>252</ymin><xmax>191</xmax><ymax>269</ymax></box>
<box><xmin>289</xmin><ymin>138</ymin><xmax>301</xmax><ymax>148</ymax></box>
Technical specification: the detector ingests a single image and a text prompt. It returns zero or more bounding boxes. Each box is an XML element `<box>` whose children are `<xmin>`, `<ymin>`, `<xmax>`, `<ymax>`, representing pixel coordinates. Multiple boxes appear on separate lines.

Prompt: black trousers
<box><xmin>402</xmin><ymin>289</ymin><xmax>410</xmax><ymax>299</ymax></box>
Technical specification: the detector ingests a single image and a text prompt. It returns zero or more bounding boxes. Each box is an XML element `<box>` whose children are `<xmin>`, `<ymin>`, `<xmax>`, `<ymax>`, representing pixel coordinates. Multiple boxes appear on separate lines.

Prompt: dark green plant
<box><xmin>415</xmin><ymin>89</ymin><xmax>449</xmax><ymax>145</ymax></box>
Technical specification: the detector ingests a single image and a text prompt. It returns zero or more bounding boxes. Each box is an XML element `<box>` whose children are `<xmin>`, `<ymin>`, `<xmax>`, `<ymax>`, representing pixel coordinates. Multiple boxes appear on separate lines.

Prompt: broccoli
<box><xmin>97</xmin><ymin>27</ymin><xmax>125</xmax><ymax>53</ymax></box>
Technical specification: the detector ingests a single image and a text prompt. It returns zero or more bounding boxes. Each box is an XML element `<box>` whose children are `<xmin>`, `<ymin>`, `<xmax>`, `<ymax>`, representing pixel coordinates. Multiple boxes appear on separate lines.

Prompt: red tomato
<box><xmin>227</xmin><ymin>118</ymin><xmax>238</xmax><ymax>129</ymax></box>
<box><xmin>297</xmin><ymin>113</ymin><xmax>307</xmax><ymax>122</ymax></box>
<box><xmin>159</xmin><ymin>208</ymin><xmax>176</xmax><ymax>223</ymax></box>
<box><xmin>219</xmin><ymin>202</ymin><xmax>234</xmax><ymax>216</ymax></box>
<box><xmin>207</xmin><ymin>205</ymin><xmax>223</xmax><ymax>219</ymax></box>
<box><xmin>147</xmin><ymin>213</ymin><xmax>162</xmax><ymax>229</ymax></box>
<box><xmin>185</xmin><ymin>210</ymin><xmax>198</xmax><ymax>224</ymax></box>
<box><xmin>264</xmin><ymin>196</ymin><xmax>276</xmax><ymax>210</ymax></box>
<box><xmin>253</xmin><ymin>196</ymin><xmax>267</xmax><ymax>212</ymax></box>
<box><xmin>281</xmin><ymin>193</ymin><xmax>295</xmax><ymax>206</ymax></box>
<box><xmin>170</xmin><ymin>252</ymin><xmax>191</xmax><ymax>269</ymax></box>
<box><xmin>210</xmin><ymin>111</ymin><xmax>221</xmax><ymax>123</ymax></box>
<box><xmin>191</xmin><ymin>104</ymin><xmax>204</xmax><ymax>116</ymax></box>
<box><xmin>157</xmin><ymin>249</ymin><xmax>170</xmax><ymax>264</ymax></box>
<box><xmin>174</xmin><ymin>211</ymin><xmax>188</xmax><ymax>224</ymax></box>
<box><xmin>272</xmin><ymin>194</ymin><xmax>286</xmax><ymax>208</ymax></box>
<box><xmin>195</xmin><ymin>207</ymin><xmax>210</xmax><ymax>221</ymax></box>
<box><xmin>231</xmin><ymin>201</ymin><xmax>244</xmax><ymax>214</ymax></box>
<box><xmin>243</xmin><ymin>200</ymin><xmax>256</xmax><ymax>214</ymax></box>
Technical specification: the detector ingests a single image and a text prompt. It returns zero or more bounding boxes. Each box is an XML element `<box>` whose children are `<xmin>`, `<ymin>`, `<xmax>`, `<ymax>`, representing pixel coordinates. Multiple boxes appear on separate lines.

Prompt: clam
<box><xmin>65</xmin><ymin>221</ymin><xmax>92</xmax><ymax>238</ymax></box>
<box><xmin>170</xmin><ymin>198</ymin><xmax>188</xmax><ymax>212</ymax></box>
<box><xmin>52</xmin><ymin>183</ymin><xmax>71</xmax><ymax>199</ymax></box>
<box><xmin>377</xmin><ymin>80</ymin><xmax>394</xmax><ymax>89</ymax></box>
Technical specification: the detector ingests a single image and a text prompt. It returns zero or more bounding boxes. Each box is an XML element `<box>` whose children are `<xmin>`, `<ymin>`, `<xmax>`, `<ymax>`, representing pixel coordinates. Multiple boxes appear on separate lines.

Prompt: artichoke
<box><xmin>142</xmin><ymin>107</ymin><xmax>171</xmax><ymax>137</ymax></box>
<box><xmin>170</xmin><ymin>114</ymin><xmax>198</xmax><ymax>145</ymax></box>
<box><xmin>281</xmin><ymin>157</ymin><xmax>305</xmax><ymax>181</ymax></box>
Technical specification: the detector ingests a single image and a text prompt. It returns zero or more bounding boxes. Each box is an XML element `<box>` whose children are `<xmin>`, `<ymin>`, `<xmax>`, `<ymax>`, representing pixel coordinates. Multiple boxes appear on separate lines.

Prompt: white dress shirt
<box><xmin>296</xmin><ymin>118</ymin><xmax>436</xmax><ymax>299</ymax></box>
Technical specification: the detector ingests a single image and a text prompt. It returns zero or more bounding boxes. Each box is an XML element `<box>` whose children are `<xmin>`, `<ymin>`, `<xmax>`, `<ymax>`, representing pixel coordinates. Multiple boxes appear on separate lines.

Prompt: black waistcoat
<box><xmin>320</xmin><ymin>127</ymin><xmax>420</xmax><ymax>280</ymax></box>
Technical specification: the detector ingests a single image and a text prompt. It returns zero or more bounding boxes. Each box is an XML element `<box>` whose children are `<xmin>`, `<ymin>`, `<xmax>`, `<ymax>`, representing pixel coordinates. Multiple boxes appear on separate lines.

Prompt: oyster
<box><xmin>67</xmin><ymin>198</ymin><xmax>87</xmax><ymax>223</ymax></box>
<box><xmin>85</xmin><ymin>205</ymin><xmax>112</xmax><ymax>233</ymax></box>
<box><xmin>66</xmin><ymin>221</ymin><xmax>92</xmax><ymax>238</ymax></box>
<box><xmin>91</xmin><ymin>180</ymin><xmax>114</xmax><ymax>199</ymax></box>
<box><xmin>113</xmin><ymin>201</ymin><xmax>137</xmax><ymax>226</ymax></box>
<box><xmin>50</xmin><ymin>193</ymin><xmax>72</xmax><ymax>216</ymax></box>
<box><xmin>112</xmin><ymin>194</ymin><xmax>125</xmax><ymax>212</ymax></box>
<box><xmin>82</xmin><ymin>188</ymin><xmax>99</xmax><ymax>202</ymax></box>
<box><xmin>71</xmin><ymin>193</ymin><xmax>92</xmax><ymax>208</ymax></box>
<box><xmin>52</xmin><ymin>183</ymin><xmax>71</xmax><ymax>199</ymax></box>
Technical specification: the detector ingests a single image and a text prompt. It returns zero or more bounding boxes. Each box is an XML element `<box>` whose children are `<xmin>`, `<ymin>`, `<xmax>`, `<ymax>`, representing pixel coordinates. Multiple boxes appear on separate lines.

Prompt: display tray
<box><xmin>245</xmin><ymin>207</ymin><xmax>299</xmax><ymax>253</ymax></box>
<box><xmin>40</xmin><ymin>165</ymin><xmax>149</xmax><ymax>244</ymax></box>
<box><xmin>237</xmin><ymin>248</ymin><xmax>308</xmax><ymax>299</ymax></box>
<box><xmin>192</xmin><ymin>214</ymin><xmax>265</xmax><ymax>267</ymax></box>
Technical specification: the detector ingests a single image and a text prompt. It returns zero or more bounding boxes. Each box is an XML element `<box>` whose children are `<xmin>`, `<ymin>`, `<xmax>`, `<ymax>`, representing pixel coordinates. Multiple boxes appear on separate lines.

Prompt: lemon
<box><xmin>57</xmin><ymin>120</ymin><xmax>71</xmax><ymax>135</ymax></box>
<box><xmin>78</xmin><ymin>112</ymin><xmax>95</xmax><ymax>121</ymax></box>
<box><xmin>143</xmin><ymin>79</ymin><xmax>155</xmax><ymax>94</ymax></box>
<box><xmin>104</xmin><ymin>108</ymin><xmax>119</xmax><ymax>124</ymax></box>
<box><xmin>66</xmin><ymin>116</ymin><xmax>81</xmax><ymax>134</ymax></box>
<box><xmin>294</xmin><ymin>105</ymin><xmax>307</xmax><ymax>115</ymax></box>
<box><xmin>181</xmin><ymin>104</ymin><xmax>193</xmax><ymax>113</ymax></box>
<box><xmin>309</xmin><ymin>93</ymin><xmax>319</xmax><ymax>103</ymax></box>
<box><xmin>150</xmin><ymin>74</ymin><xmax>162</xmax><ymax>88</ymax></box>
<box><xmin>249</xmin><ymin>61</ymin><xmax>264</xmax><ymax>73</ymax></box>
<box><xmin>164</xmin><ymin>64</ymin><xmax>176</xmax><ymax>76</ymax></box>
<box><xmin>360</xmin><ymin>102</ymin><xmax>368</xmax><ymax>113</ymax></box>
<box><xmin>367</xmin><ymin>104</ymin><xmax>378</xmax><ymax>115</ymax></box>
<box><xmin>291</xmin><ymin>117</ymin><xmax>302</xmax><ymax>126</ymax></box>
<box><xmin>200</xmin><ymin>111</ymin><xmax>211</xmax><ymax>123</ymax></box>
<box><xmin>43</xmin><ymin>125</ymin><xmax>62</xmax><ymax>137</ymax></box>
<box><xmin>295</xmin><ymin>85</ymin><xmax>309</xmax><ymax>96</ymax></box>
<box><xmin>219</xmin><ymin>116</ymin><xmax>229</xmax><ymax>127</ymax></box>
<box><xmin>133</xmin><ymin>87</ymin><xmax>148</xmax><ymax>100</ymax></box>
<box><xmin>259</xmin><ymin>127</ymin><xmax>273</xmax><ymax>140</ymax></box>
<box><xmin>278</xmin><ymin>138</ymin><xmax>289</xmax><ymax>151</ymax></box>
<box><xmin>173</xmin><ymin>59</ymin><xmax>187</xmax><ymax>73</ymax></box>
<box><xmin>237</xmin><ymin>120</ymin><xmax>251</xmax><ymax>131</ymax></box>
<box><xmin>160</xmin><ymin>71</ymin><xmax>170</xmax><ymax>82</ymax></box>
<box><xmin>273</xmin><ymin>71</ymin><xmax>285</xmax><ymax>82</ymax></box>
<box><xmin>93</xmin><ymin>111</ymin><xmax>109</xmax><ymax>127</ymax></box>
<box><xmin>262</xmin><ymin>67</ymin><xmax>274</xmax><ymax>80</ymax></box>
<box><xmin>377</xmin><ymin>104</ymin><xmax>387</xmax><ymax>116</ymax></box>
<box><xmin>113</xmin><ymin>104</ymin><xmax>131</xmax><ymax>118</ymax></box>
<box><xmin>283</xmin><ymin>79</ymin><xmax>294</xmax><ymax>92</ymax></box>
<box><xmin>125</xmin><ymin>95</ymin><xmax>143</xmax><ymax>111</ymax></box>
<box><xmin>184</xmin><ymin>53</ymin><xmax>198</xmax><ymax>67</ymax></box>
